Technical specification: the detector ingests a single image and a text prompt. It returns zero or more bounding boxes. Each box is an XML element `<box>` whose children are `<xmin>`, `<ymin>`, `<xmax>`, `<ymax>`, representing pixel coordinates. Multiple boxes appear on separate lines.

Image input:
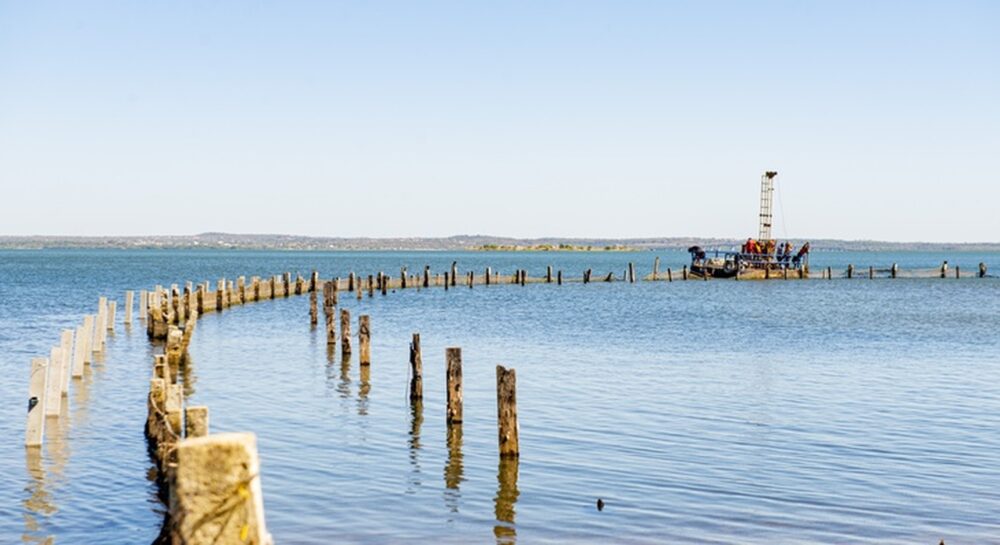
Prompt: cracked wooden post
<box><xmin>181</xmin><ymin>311</ymin><xmax>198</xmax><ymax>352</ymax></box>
<box><xmin>451</xmin><ymin>262</ymin><xmax>458</xmax><ymax>287</ymax></box>
<box><xmin>496</xmin><ymin>365</ymin><xmax>519</xmax><ymax>458</ymax></box>
<box><xmin>171</xmin><ymin>432</ymin><xmax>270</xmax><ymax>545</ymax></box>
<box><xmin>72</xmin><ymin>322</ymin><xmax>88</xmax><ymax>377</ymax></box>
<box><xmin>184</xmin><ymin>406</ymin><xmax>209</xmax><ymax>438</ymax></box>
<box><xmin>25</xmin><ymin>357</ymin><xmax>47</xmax><ymax>447</ymax></box>
<box><xmin>217</xmin><ymin>279</ymin><xmax>225</xmax><ymax>310</ymax></box>
<box><xmin>359</xmin><ymin>315</ymin><xmax>371</xmax><ymax>366</ymax></box>
<box><xmin>125</xmin><ymin>290</ymin><xmax>134</xmax><ymax>325</ymax></box>
<box><xmin>340</xmin><ymin>309</ymin><xmax>352</xmax><ymax>356</ymax></box>
<box><xmin>446</xmin><ymin>348</ymin><xmax>463</xmax><ymax>425</ymax></box>
<box><xmin>45</xmin><ymin>347</ymin><xmax>62</xmax><ymax>417</ymax></box>
<box><xmin>324</xmin><ymin>283</ymin><xmax>336</xmax><ymax>346</ymax></box>
<box><xmin>409</xmin><ymin>334</ymin><xmax>422</xmax><ymax>401</ymax></box>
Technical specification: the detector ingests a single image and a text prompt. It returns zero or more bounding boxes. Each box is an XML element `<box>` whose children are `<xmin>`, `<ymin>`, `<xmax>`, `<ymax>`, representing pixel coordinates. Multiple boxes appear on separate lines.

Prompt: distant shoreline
<box><xmin>1</xmin><ymin>234</ymin><xmax>999</xmax><ymax>252</ymax></box>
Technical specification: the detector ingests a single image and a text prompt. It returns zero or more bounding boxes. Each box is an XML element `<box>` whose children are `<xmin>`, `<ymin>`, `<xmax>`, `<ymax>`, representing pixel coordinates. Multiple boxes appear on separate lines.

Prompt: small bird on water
<box><xmin>596</xmin><ymin>498</ymin><xmax>604</xmax><ymax>511</ymax></box>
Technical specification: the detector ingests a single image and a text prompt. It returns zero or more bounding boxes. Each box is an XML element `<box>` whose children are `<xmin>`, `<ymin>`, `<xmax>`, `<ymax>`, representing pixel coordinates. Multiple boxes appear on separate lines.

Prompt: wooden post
<box><xmin>423</xmin><ymin>266</ymin><xmax>430</xmax><ymax>288</ymax></box>
<box><xmin>367</xmin><ymin>275</ymin><xmax>374</xmax><ymax>297</ymax></box>
<box><xmin>653</xmin><ymin>257</ymin><xmax>660</xmax><ymax>280</ymax></box>
<box><xmin>356</xmin><ymin>280</ymin><xmax>362</xmax><ymax>301</ymax></box>
<box><xmin>826</xmin><ymin>266</ymin><xmax>832</xmax><ymax>279</ymax></box>
<box><xmin>81</xmin><ymin>314</ymin><xmax>94</xmax><ymax>365</ymax></box>
<box><xmin>59</xmin><ymin>329</ymin><xmax>72</xmax><ymax>395</ymax></box>
<box><xmin>381</xmin><ymin>272</ymin><xmax>388</xmax><ymax>295</ymax></box>
<box><xmin>940</xmin><ymin>261</ymin><xmax>948</xmax><ymax>278</ymax></box>
<box><xmin>891</xmin><ymin>263</ymin><xmax>898</xmax><ymax>279</ymax></box>
<box><xmin>309</xmin><ymin>288</ymin><xmax>318</xmax><ymax>326</ymax></box>
<box><xmin>124</xmin><ymin>290</ymin><xmax>134</xmax><ymax>325</ymax></box>
<box><xmin>451</xmin><ymin>262</ymin><xmax>458</xmax><ymax>287</ymax></box>
<box><xmin>469</xmin><ymin>271</ymin><xmax>475</xmax><ymax>288</ymax></box>
<box><xmin>171</xmin><ymin>433</ymin><xmax>270</xmax><ymax>545</ymax></box>
<box><xmin>628</xmin><ymin>262</ymin><xmax>635</xmax><ymax>283</ymax></box>
<box><xmin>444</xmin><ymin>272</ymin><xmax>449</xmax><ymax>291</ymax></box>
<box><xmin>25</xmin><ymin>357</ymin><xmax>47</xmax><ymax>446</ymax></box>
<box><xmin>584</xmin><ymin>269</ymin><xmax>592</xmax><ymax>284</ymax></box>
<box><xmin>45</xmin><ymin>347</ymin><xmax>62</xmax><ymax>416</ymax></box>
<box><xmin>95</xmin><ymin>296</ymin><xmax>107</xmax><ymax>351</ymax></box>
<box><xmin>546</xmin><ymin>265</ymin><xmax>552</xmax><ymax>283</ymax></box>
<box><xmin>166</xmin><ymin>326</ymin><xmax>184</xmax><ymax>367</ymax></box>
<box><xmin>980</xmin><ymin>263</ymin><xmax>988</xmax><ymax>278</ymax></box>
<box><xmin>400</xmin><ymin>268</ymin><xmax>407</xmax><ymax>289</ymax></box>
<box><xmin>283</xmin><ymin>272</ymin><xmax>291</xmax><ymax>297</ymax></box>
<box><xmin>667</xmin><ymin>268</ymin><xmax>673</xmax><ymax>282</ymax></box>
<box><xmin>184</xmin><ymin>406</ymin><xmax>209</xmax><ymax>438</ymax></box>
<box><xmin>359</xmin><ymin>315</ymin><xmax>371</xmax><ymax>366</ymax></box>
<box><xmin>486</xmin><ymin>267</ymin><xmax>492</xmax><ymax>286</ymax></box>
<box><xmin>682</xmin><ymin>266</ymin><xmax>688</xmax><ymax>280</ymax></box>
<box><xmin>108</xmin><ymin>300</ymin><xmax>117</xmax><ymax>329</ymax></box>
<box><xmin>409</xmin><ymin>334</ymin><xmax>422</xmax><ymax>401</ymax></box>
<box><xmin>340</xmin><ymin>309</ymin><xmax>352</xmax><ymax>355</ymax></box>
<box><xmin>72</xmin><ymin>323</ymin><xmax>88</xmax><ymax>377</ymax></box>
<box><xmin>139</xmin><ymin>289</ymin><xmax>148</xmax><ymax>321</ymax></box>
<box><xmin>847</xmin><ymin>264</ymin><xmax>854</xmax><ymax>279</ymax></box>
<box><xmin>216</xmin><ymin>280</ymin><xmax>225</xmax><ymax>309</ymax></box>
<box><xmin>520</xmin><ymin>270</ymin><xmax>525</xmax><ymax>287</ymax></box>
<box><xmin>869</xmin><ymin>266</ymin><xmax>874</xmax><ymax>279</ymax></box>
<box><xmin>496</xmin><ymin>365</ymin><xmax>519</xmax><ymax>458</ymax></box>
<box><xmin>557</xmin><ymin>270</ymin><xmax>562</xmax><ymax>285</ymax></box>
<box><xmin>446</xmin><ymin>347</ymin><xmax>463</xmax><ymax>425</ymax></box>
<box><xmin>349</xmin><ymin>272</ymin><xmax>356</xmax><ymax>292</ymax></box>
<box><xmin>956</xmin><ymin>266</ymin><xmax>961</xmax><ymax>279</ymax></box>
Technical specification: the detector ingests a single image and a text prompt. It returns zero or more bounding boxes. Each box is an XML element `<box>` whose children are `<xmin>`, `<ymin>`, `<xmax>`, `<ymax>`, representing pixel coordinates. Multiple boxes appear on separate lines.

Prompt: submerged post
<box><xmin>359</xmin><ymin>315</ymin><xmax>371</xmax><ymax>366</ymax></box>
<box><xmin>409</xmin><ymin>333</ymin><xmax>423</xmax><ymax>401</ymax></box>
<box><xmin>25</xmin><ymin>357</ymin><xmax>47</xmax><ymax>446</ymax></box>
<box><xmin>446</xmin><ymin>348</ymin><xmax>463</xmax><ymax>425</ymax></box>
<box><xmin>496</xmin><ymin>365</ymin><xmax>519</xmax><ymax>458</ymax></box>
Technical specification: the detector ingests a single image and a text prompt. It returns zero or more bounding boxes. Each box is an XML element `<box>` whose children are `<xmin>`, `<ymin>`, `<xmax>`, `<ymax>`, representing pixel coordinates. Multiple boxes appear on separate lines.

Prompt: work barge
<box><xmin>21</xmin><ymin>256</ymin><xmax>993</xmax><ymax>544</ymax></box>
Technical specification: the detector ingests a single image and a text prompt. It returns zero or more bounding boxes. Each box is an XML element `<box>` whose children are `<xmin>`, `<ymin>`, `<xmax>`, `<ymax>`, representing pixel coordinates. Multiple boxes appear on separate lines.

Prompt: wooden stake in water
<box><xmin>451</xmin><ymin>262</ymin><xmax>458</xmax><ymax>287</ymax></box>
<box><xmin>340</xmin><ymin>309</ymin><xmax>352</xmax><ymax>356</ymax></box>
<box><xmin>45</xmin><ymin>347</ymin><xmax>63</xmax><ymax>417</ymax></box>
<box><xmin>980</xmin><ymin>263</ymin><xmax>988</xmax><ymax>278</ymax></box>
<box><xmin>496</xmin><ymin>365</ymin><xmax>519</xmax><ymax>458</ymax></box>
<box><xmin>59</xmin><ymin>330</ymin><xmax>73</xmax><ymax>395</ymax></box>
<box><xmin>184</xmin><ymin>406</ymin><xmax>209</xmax><ymax>438</ymax></box>
<box><xmin>359</xmin><ymin>315</ymin><xmax>371</xmax><ymax>366</ymax></box>
<box><xmin>891</xmin><ymin>263</ymin><xmax>898</xmax><ymax>279</ymax></box>
<box><xmin>107</xmin><ymin>300</ymin><xmax>117</xmax><ymax>329</ymax></box>
<box><xmin>628</xmin><ymin>262</ymin><xmax>635</xmax><ymax>283</ymax></box>
<box><xmin>409</xmin><ymin>334</ymin><xmax>423</xmax><ymax>401</ymax></box>
<box><xmin>546</xmin><ymin>265</ymin><xmax>553</xmax><ymax>283</ymax></box>
<box><xmin>847</xmin><ymin>264</ymin><xmax>854</xmax><ymax>279</ymax></box>
<box><xmin>446</xmin><ymin>348</ymin><xmax>463</xmax><ymax>425</ymax></box>
<box><xmin>72</xmin><ymin>323</ymin><xmax>88</xmax><ymax>378</ymax></box>
<box><xmin>125</xmin><ymin>291</ymin><xmax>134</xmax><ymax>325</ymax></box>
<box><xmin>653</xmin><ymin>257</ymin><xmax>660</xmax><ymax>280</ymax></box>
<box><xmin>139</xmin><ymin>290</ymin><xmax>148</xmax><ymax>322</ymax></box>
<box><xmin>25</xmin><ymin>357</ymin><xmax>48</xmax><ymax>446</ymax></box>
<box><xmin>171</xmin><ymin>433</ymin><xmax>270</xmax><ymax>545</ymax></box>
<box><xmin>557</xmin><ymin>270</ymin><xmax>563</xmax><ymax>285</ymax></box>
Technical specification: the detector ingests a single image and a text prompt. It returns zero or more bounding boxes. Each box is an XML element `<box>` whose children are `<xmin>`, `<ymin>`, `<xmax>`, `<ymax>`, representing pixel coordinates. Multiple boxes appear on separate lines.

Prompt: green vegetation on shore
<box><xmin>476</xmin><ymin>243</ymin><xmax>637</xmax><ymax>252</ymax></box>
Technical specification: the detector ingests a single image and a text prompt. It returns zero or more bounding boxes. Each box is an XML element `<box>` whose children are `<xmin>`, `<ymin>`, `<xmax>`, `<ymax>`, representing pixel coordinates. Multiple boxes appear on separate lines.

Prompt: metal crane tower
<box><xmin>758</xmin><ymin>171</ymin><xmax>777</xmax><ymax>241</ymax></box>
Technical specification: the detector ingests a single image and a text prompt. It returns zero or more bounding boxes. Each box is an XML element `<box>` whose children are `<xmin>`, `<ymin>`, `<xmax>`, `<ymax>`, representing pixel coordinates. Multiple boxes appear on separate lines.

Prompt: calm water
<box><xmin>2</xmin><ymin>249</ymin><xmax>1000</xmax><ymax>544</ymax></box>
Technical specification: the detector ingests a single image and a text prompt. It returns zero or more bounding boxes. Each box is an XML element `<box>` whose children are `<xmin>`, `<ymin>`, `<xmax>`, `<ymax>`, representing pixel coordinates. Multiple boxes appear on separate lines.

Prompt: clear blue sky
<box><xmin>1</xmin><ymin>1</ymin><xmax>997</xmax><ymax>241</ymax></box>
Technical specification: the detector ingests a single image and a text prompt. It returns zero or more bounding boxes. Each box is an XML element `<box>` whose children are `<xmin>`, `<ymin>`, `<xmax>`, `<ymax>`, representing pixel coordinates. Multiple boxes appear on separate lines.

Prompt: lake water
<box><xmin>2</xmin><ymin>249</ymin><xmax>1000</xmax><ymax>544</ymax></box>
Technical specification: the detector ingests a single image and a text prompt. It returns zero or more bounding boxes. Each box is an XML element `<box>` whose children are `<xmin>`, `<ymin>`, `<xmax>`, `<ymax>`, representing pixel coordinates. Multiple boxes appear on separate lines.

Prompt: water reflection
<box><xmin>407</xmin><ymin>400</ymin><xmax>424</xmax><ymax>493</ymax></box>
<box><xmin>444</xmin><ymin>424</ymin><xmax>465</xmax><ymax>515</ymax></box>
<box><xmin>23</xmin><ymin>446</ymin><xmax>55</xmax><ymax>544</ymax></box>
<box><xmin>70</xmin><ymin>365</ymin><xmax>93</xmax><ymax>428</ymax></box>
<box><xmin>336</xmin><ymin>352</ymin><xmax>351</xmax><ymax>400</ymax></box>
<box><xmin>494</xmin><ymin>457</ymin><xmax>520</xmax><ymax>544</ymax></box>
<box><xmin>357</xmin><ymin>364</ymin><xmax>370</xmax><ymax>416</ymax></box>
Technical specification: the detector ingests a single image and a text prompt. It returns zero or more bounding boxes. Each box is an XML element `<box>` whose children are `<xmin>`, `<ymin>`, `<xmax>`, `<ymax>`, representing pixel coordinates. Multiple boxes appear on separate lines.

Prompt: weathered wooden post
<box><xmin>557</xmin><ymin>270</ymin><xmax>562</xmax><ymax>285</ymax></box>
<box><xmin>847</xmin><ymin>264</ymin><xmax>854</xmax><ymax>279</ymax></box>
<box><xmin>940</xmin><ymin>261</ymin><xmax>949</xmax><ymax>278</ymax></box>
<box><xmin>869</xmin><ymin>266</ymin><xmax>874</xmax><ymax>280</ymax></box>
<box><xmin>310</xmin><ymin>270</ymin><xmax>319</xmax><ymax>293</ymax></box>
<box><xmin>72</xmin><ymin>323</ymin><xmax>88</xmax><ymax>377</ymax></box>
<box><xmin>59</xmin><ymin>330</ymin><xmax>72</xmax><ymax>396</ymax></box>
<box><xmin>381</xmin><ymin>272</ymin><xmax>388</xmax><ymax>295</ymax></box>
<box><xmin>451</xmin><ymin>262</ymin><xmax>458</xmax><ymax>287</ymax></box>
<box><xmin>356</xmin><ymin>280</ymin><xmax>362</xmax><ymax>301</ymax></box>
<box><xmin>166</xmin><ymin>326</ymin><xmax>184</xmax><ymax>367</ymax></box>
<box><xmin>107</xmin><ymin>300</ymin><xmax>116</xmax><ymax>329</ymax></box>
<box><xmin>422</xmin><ymin>266</ymin><xmax>430</xmax><ymax>288</ymax></box>
<box><xmin>139</xmin><ymin>289</ymin><xmax>148</xmax><ymax>321</ymax></box>
<box><xmin>25</xmin><ymin>357</ymin><xmax>47</xmax><ymax>446</ymax></box>
<box><xmin>520</xmin><ymin>270</ymin><xmax>526</xmax><ymax>287</ymax></box>
<box><xmin>409</xmin><ymin>334</ymin><xmax>422</xmax><ymax>401</ymax></box>
<box><xmin>891</xmin><ymin>263</ymin><xmax>898</xmax><ymax>279</ymax></box>
<box><xmin>45</xmin><ymin>347</ymin><xmax>63</xmax><ymax>417</ymax></box>
<box><xmin>283</xmin><ymin>271</ymin><xmax>292</xmax><ymax>297</ymax></box>
<box><xmin>667</xmin><ymin>268</ymin><xmax>673</xmax><ymax>282</ymax></box>
<box><xmin>628</xmin><ymin>262</ymin><xmax>635</xmax><ymax>283</ymax></box>
<box><xmin>444</xmin><ymin>272</ymin><xmax>450</xmax><ymax>291</ymax></box>
<box><xmin>171</xmin><ymin>433</ymin><xmax>270</xmax><ymax>545</ymax></box>
<box><xmin>446</xmin><ymin>348</ymin><xmax>463</xmax><ymax>425</ymax></box>
<box><xmin>309</xmin><ymin>288</ymin><xmax>318</xmax><ymax>327</ymax></box>
<box><xmin>348</xmin><ymin>272</ymin><xmax>356</xmax><ymax>293</ymax></box>
<box><xmin>359</xmin><ymin>315</ymin><xmax>371</xmax><ymax>366</ymax></box>
<box><xmin>486</xmin><ymin>267</ymin><xmax>492</xmax><ymax>286</ymax></box>
<box><xmin>546</xmin><ymin>265</ymin><xmax>552</xmax><ymax>283</ymax></box>
<box><xmin>469</xmin><ymin>271</ymin><xmax>475</xmax><ymax>288</ymax></box>
<box><xmin>95</xmin><ymin>296</ymin><xmax>108</xmax><ymax>351</ymax></box>
<box><xmin>367</xmin><ymin>275</ymin><xmax>374</xmax><ymax>297</ymax></box>
<box><xmin>340</xmin><ymin>309</ymin><xmax>352</xmax><ymax>355</ymax></box>
<box><xmin>496</xmin><ymin>365</ymin><xmax>519</xmax><ymax>458</ymax></box>
<box><xmin>826</xmin><ymin>266</ymin><xmax>832</xmax><ymax>279</ymax></box>
<box><xmin>682</xmin><ymin>265</ymin><xmax>688</xmax><ymax>281</ymax></box>
<box><xmin>980</xmin><ymin>263</ymin><xmax>988</xmax><ymax>278</ymax></box>
<box><xmin>184</xmin><ymin>406</ymin><xmax>209</xmax><ymax>438</ymax></box>
<box><xmin>124</xmin><ymin>290</ymin><xmax>134</xmax><ymax>325</ymax></box>
<box><xmin>956</xmin><ymin>266</ymin><xmax>961</xmax><ymax>279</ymax></box>
<box><xmin>653</xmin><ymin>257</ymin><xmax>660</xmax><ymax>280</ymax></box>
<box><xmin>216</xmin><ymin>279</ymin><xmax>225</xmax><ymax>310</ymax></box>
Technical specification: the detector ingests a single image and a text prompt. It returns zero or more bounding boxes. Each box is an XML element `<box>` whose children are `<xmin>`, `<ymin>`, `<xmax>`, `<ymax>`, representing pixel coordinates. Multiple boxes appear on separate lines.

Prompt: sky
<box><xmin>1</xmin><ymin>1</ymin><xmax>998</xmax><ymax>242</ymax></box>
